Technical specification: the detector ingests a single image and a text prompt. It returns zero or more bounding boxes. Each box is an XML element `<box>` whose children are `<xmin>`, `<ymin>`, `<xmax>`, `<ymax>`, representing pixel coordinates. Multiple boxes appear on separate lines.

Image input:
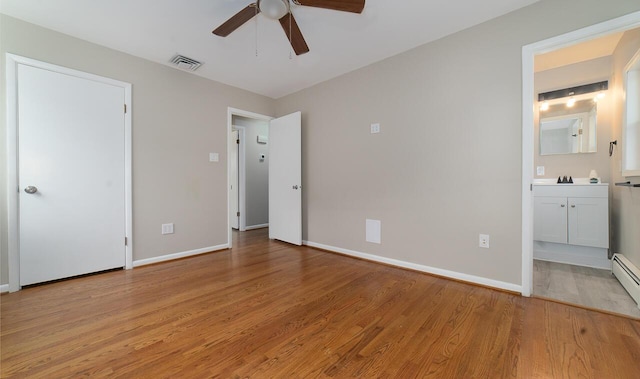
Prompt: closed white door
<box><xmin>18</xmin><ymin>63</ymin><xmax>126</xmax><ymax>286</ymax></box>
<box><xmin>230</xmin><ymin>130</ymin><xmax>239</xmax><ymax>229</ymax></box>
<box><xmin>268</xmin><ymin>112</ymin><xmax>302</xmax><ymax>245</ymax></box>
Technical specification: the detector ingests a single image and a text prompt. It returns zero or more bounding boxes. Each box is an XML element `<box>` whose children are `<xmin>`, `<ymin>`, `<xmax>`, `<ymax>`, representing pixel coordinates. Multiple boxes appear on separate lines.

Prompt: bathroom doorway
<box><xmin>522</xmin><ymin>13</ymin><xmax>640</xmax><ymax>318</ymax></box>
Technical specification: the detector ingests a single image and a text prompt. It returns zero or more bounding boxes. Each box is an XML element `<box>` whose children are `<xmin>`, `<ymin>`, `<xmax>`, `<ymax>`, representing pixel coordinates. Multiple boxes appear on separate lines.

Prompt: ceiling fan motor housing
<box><xmin>258</xmin><ymin>0</ymin><xmax>290</xmax><ymax>20</ymax></box>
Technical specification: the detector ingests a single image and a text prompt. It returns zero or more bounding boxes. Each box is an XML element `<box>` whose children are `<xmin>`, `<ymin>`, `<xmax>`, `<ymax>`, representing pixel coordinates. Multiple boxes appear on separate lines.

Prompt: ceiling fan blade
<box><xmin>295</xmin><ymin>0</ymin><xmax>365</xmax><ymax>14</ymax></box>
<box><xmin>212</xmin><ymin>4</ymin><xmax>259</xmax><ymax>37</ymax></box>
<box><xmin>279</xmin><ymin>13</ymin><xmax>310</xmax><ymax>56</ymax></box>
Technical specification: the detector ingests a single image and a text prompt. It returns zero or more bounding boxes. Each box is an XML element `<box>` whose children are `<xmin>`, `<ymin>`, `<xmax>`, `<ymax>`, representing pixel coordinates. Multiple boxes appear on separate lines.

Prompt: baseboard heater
<box><xmin>612</xmin><ymin>254</ymin><xmax>640</xmax><ymax>308</ymax></box>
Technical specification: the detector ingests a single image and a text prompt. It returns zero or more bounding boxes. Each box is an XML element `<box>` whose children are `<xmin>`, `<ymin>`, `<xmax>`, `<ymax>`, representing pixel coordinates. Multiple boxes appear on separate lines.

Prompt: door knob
<box><xmin>24</xmin><ymin>186</ymin><xmax>38</xmax><ymax>194</ymax></box>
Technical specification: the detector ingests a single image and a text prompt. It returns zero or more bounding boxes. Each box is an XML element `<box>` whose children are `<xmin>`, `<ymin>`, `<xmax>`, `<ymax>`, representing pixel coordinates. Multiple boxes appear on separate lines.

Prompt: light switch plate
<box><xmin>209</xmin><ymin>153</ymin><xmax>219</xmax><ymax>162</ymax></box>
<box><xmin>162</xmin><ymin>223</ymin><xmax>174</xmax><ymax>235</ymax></box>
<box><xmin>370</xmin><ymin>123</ymin><xmax>380</xmax><ymax>134</ymax></box>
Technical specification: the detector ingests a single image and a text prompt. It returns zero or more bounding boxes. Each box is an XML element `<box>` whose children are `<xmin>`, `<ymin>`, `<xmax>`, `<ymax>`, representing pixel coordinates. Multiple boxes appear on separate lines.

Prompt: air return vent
<box><xmin>170</xmin><ymin>54</ymin><xmax>202</xmax><ymax>71</ymax></box>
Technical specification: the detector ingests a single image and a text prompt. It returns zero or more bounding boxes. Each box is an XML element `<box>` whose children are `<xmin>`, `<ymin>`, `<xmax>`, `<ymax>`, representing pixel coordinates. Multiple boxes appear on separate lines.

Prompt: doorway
<box><xmin>227</xmin><ymin>108</ymin><xmax>272</xmax><ymax>248</ymax></box>
<box><xmin>6</xmin><ymin>54</ymin><xmax>133</xmax><ymax>292</ymax></box>
<box><xmin>522</xmin><ymin>12</ymin><xmax>640</xmax><ymax>317</ymax></box>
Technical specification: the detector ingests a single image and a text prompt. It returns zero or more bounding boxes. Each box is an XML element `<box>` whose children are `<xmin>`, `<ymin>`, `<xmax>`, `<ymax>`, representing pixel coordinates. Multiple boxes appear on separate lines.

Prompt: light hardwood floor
<box><xmin>534</xmin><ymin>259</ymin><xmax>640</xmax><ymax>318</ymax></box>
<box><xmin>2</xmin><ymin>229</ymin><xmax>640</xmax><ymax>378</ymax></box>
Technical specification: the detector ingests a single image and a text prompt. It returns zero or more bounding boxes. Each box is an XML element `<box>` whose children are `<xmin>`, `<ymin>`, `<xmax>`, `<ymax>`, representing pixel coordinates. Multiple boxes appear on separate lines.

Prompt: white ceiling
<box><xmin>0</xmin><ymin>0</ymin><xmax>539</xmax><ymax>98</ymax></box>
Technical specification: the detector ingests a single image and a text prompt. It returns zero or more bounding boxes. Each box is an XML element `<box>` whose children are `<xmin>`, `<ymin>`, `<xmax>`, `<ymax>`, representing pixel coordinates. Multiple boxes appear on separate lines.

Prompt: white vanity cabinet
<box><xmin>533</xmin><ymin>184</ymin><xmax>609</xmax><ymax>248</ymax></box>
<box><xmin>533</xmin><ymin>184</ymin><xmax>609</xmax><ymax>268</ymax></box>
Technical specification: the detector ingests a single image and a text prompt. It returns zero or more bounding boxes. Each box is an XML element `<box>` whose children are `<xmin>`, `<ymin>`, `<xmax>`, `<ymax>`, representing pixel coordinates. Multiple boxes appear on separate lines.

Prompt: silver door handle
<box><xmin>24</xmin><ymin>186</ymin><xmax>38</xmax><ymax>194</ymax></box>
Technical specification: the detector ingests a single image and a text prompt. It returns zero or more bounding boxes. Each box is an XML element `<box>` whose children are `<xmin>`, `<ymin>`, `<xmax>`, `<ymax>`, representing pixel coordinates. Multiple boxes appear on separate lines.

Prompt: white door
<box><xmin>268</xmin><ymin>111</ymin><xmax>302</xmax><ymax>245</ymax></box>
<box><xmin>18</xmin><ymin>63</ymin><xmax>126</xmax><ymax>286</ymax></box>
<box><xmin>230</xmin><ymin>130</ymin><xmax>240</xmax><ymax>229</ymax></box>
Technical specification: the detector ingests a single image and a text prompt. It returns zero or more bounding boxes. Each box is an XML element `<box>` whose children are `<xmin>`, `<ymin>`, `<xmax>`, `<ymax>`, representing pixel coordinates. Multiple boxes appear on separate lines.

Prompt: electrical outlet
<box><xmin>370</xmin><ymin>123</ymin><xmax>380</xmax><ymax>134</ymax></box>
<box><xmin>536</xmin><ymin>166</ymin><xmax>545</xmax><ymax>176</ymax></box>
<box><xmin>479</xmin><ymin>234</ymin><xmax>490</xmax><ymax>248</ymax></box>
<box><xmin>162</xmin><ymin>223</ymin><xmax>174</xmax><ymax>235</ymax></box>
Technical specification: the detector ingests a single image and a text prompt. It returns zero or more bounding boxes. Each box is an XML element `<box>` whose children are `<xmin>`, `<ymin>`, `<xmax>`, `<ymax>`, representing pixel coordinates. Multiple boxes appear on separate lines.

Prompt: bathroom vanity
<box><xmin>533</xmin><ymin>180</ymin><xmax>609</xmax><ymax>268</ymax></box>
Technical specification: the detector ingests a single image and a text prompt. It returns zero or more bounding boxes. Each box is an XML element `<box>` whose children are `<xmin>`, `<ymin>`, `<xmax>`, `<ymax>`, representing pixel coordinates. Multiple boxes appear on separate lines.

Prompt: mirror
<box><xmin>540</xmin><ymin>99</ymin><xmax>597</xmax><ymax>155</ymax></box>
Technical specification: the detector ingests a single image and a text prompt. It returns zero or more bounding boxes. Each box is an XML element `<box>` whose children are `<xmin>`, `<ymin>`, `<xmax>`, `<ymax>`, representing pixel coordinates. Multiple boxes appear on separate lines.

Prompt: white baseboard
<box><xmin>0</xmin><ymin>284</ymin><xmax>9</xmax><ymax>293</ymax></box>
<box><xmin>133</xmin><ymin>244</ymin><xmax>229</xmax><ymax>267</ymax></box>
<box><xmin>245</xmin><ymin>223</ymin><xmax>268</xmax><ymax>231</ymax></box>
<box><xmin>303</xmin><ymin>240</ymin><xmax>522</xmax><ymax>294</ymax></box>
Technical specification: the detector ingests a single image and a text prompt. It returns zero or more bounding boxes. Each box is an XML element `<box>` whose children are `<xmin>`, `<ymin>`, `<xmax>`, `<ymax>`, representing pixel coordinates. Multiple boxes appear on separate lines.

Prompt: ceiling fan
<box><xmin>212</xmin><ymin>0</ymin><xmax>365</xmax><ymax>55</ymax></box>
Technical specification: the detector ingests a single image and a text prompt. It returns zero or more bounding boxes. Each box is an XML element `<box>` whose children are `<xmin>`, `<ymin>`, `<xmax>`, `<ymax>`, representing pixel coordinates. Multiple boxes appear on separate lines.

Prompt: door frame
<box><xmin>5</xmin><ymin>54</ymin><xmax>133</xmax><ymax>292</ymax></box>
<box><xmin>232</xmin><ymin>125</ymin><xmax>246</xmax><ymax>231</ymax></box>
<box><xmin>520</xmin><ymin>11</ymin><xmax>640</xmax><ymax>296</ymax></box>
<box><xmin>227</xmin><ymin>107</ymin><xmax>272</xmax><ymax>248</ymax></box>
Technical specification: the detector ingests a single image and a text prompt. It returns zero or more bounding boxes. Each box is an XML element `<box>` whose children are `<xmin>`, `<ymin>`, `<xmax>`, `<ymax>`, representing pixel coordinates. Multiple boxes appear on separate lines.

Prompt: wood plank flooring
<box><xmin>534</xmin><ymin>259</ymin><xmax>640</xmax><ymax>318</ymax></box>
<box><xmin>2</xmin><ymin>228</ymin><xmax>639</xmax><ymax>378</ymax></box>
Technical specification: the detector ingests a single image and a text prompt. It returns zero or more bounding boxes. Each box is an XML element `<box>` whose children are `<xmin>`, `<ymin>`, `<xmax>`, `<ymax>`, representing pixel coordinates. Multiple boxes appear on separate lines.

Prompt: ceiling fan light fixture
<box><xmin>259</xmin><ymin>0</ymin><xmax>289</xmax><ymax>20</ymax></box>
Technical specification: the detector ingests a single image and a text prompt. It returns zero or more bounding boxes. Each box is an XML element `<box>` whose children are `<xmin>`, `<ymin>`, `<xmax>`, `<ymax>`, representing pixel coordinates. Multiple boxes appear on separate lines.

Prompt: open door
<box><xmin>269</xmin><ymin>111</ymin><xmax>302</xmax><ymax>245</ymax></box>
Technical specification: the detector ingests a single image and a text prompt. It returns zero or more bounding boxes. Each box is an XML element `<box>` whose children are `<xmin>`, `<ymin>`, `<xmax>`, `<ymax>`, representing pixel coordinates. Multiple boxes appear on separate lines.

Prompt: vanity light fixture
<box><xmin>538</xmin><ymin>80</ymin><xmax>608</xmax><ymax>108</ymax></box>
<box><xmin>540</xmin><ymin>101</ymin><xmax>550</xmax><ymax>111</ymax></box>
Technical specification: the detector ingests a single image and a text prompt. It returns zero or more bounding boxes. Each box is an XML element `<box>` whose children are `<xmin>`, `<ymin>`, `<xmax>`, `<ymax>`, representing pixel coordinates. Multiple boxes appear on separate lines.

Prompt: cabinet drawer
<box><xmin>533</xmin><ymin>185</ymin><xmax>608</xmax><ymax>198</ymax></box>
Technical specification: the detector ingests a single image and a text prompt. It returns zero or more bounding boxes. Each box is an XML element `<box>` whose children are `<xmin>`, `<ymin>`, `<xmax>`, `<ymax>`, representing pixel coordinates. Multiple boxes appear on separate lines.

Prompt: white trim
<box><xmin>132</xmin><ymin>244</ymin><xmax>228</xmax><ymax>267</ymax></box>
<box><xmin>521</xmin><ymin>11</ymin><xmax>640</xmax><ymax>298</ymax></box>
<box><xmin>304</xmin><ymin>240</ymin><xmax>522</xmax><ymax>293</ymax></box>
<box><xmin>245</xmin><ymin>223</ymin><xmax>269</xmax><ymax>230</ymax></box>
<box><xmin>622</xmin><ymin>48</ymin><xmax>640</xmax><ymax>177</ymax></box>
<box><xmin>234</xmin><ymin>126</ymin><xmax>247</xmax><ymax>231</ymax></box>
<box><xmin>5</xmin><ymin>54</ymin><xmax>133</xmax><ymax>292</ymax></box>
<box><xmin>226</xmin><ymin>107</ymin><xmax>273</xmax><ymax>249</ymax></box>
<box><xmin>0</xmin><ymin>284</ymin><xmax>9</xmax><ymax>293</ymax></box>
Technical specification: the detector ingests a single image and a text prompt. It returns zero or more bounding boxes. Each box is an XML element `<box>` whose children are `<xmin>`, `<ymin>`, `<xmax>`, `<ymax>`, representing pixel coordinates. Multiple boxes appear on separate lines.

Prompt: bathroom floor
<box><xmin>533</xmin><ymin>259</ymin><xmax>640</xmax><ymax>318</ymax></box>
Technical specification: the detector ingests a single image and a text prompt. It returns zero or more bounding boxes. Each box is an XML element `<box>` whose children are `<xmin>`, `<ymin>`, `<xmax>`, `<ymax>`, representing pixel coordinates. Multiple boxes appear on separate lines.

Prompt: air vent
<box><xmin>170</xmin><ymin>54</ymin><xmax>202</xmax><ymax>71</ymax></box>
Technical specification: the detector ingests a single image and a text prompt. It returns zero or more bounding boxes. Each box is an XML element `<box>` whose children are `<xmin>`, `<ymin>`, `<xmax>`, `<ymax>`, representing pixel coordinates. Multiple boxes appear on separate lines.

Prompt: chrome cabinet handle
<box><xmin>24</xmin><ymin>186</ymin><xmax>38</xmax><ymax>194</ymax></box>
<box><xmin>292</xmin><ymin>185</ymin><xmax>299</xmax><ymax>190</ymax></box>
<box><xmin>560</xmin><ymin>204</ymin><xmax>565</xmax><ymax>207</ymax></box>
<box><xmin>571</xmin><ymin>205</ymin><xmax>576</xmax><ymax>208</ymax></box>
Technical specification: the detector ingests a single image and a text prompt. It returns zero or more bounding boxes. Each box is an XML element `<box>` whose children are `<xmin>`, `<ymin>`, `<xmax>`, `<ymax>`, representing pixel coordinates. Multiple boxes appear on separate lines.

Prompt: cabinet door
<box><xmin>534</xmin><ymin>197</ymin><xmax>567</xmax><ymax>243</ymax></box>
<box><xmin>568</xmin><ymin>197</ymin><xmax>609</xmax><ymax>248</ymax></box>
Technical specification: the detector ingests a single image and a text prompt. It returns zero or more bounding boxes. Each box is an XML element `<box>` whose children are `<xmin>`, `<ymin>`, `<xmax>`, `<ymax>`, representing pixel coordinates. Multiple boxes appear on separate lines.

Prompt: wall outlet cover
<box><xmin>536</xmin><ymin>166</ymin><xmax>545</xmax><ymax>176</ymax></box>
<box><xmin>479</xmin><ymin>234</ymin><xmax>490</xmax><ymax>248</ymax></box>
<box><xmin>370</xmin><ymin>123</ymin><xmax>380</xmax><ymax>134</ymax></box>
<box><xmin>209</xmin><ymin>152</ymin><xmax>219</xmax><ymax>162</ymax></box>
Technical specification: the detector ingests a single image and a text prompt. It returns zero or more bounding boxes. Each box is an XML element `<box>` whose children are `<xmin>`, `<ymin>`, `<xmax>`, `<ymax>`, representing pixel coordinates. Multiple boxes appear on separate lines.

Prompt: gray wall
<box><xmin>275</xmin><ymin>0</ymin><xmax>640</xmax><ymax>286</ymax></box>
<box><xmin>534</xmin><ymin>57</ymin><xmax>613</xmax><ymax>183</ymax></box>
<box><xmin>0</xmin><ymin>15</ymin><xmax>275</xmax><ymax>284</ymax></box>
<box><xmin>611</xmin><ymin>28</ymin><xmax>640</xmax><ymax>267</ymax></box>
<box><xmin>232</xmin><ymin>116</ymin><xmax>269</xmax><ymax>227</ymax></box>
